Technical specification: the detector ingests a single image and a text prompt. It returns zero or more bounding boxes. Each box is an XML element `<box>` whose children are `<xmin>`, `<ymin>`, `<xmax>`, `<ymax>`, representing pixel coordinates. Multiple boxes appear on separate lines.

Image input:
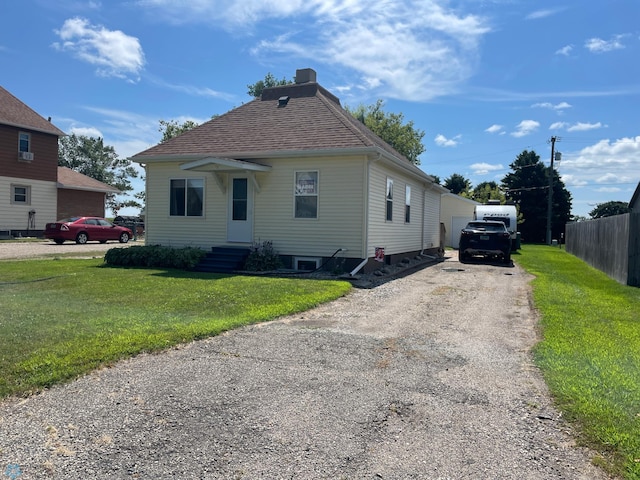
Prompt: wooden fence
<box><xmin>566</xmin><ymin>212</ymin><xmax>640</xmax><ymax>287</ymax></box>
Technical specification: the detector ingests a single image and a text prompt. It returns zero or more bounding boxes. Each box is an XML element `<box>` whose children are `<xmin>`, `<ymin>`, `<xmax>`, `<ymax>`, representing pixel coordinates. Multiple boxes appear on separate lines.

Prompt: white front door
<box><xmin>227</xmin><ymin>176</ymin><xmax>253</xmax><ymax>243</ymax></box>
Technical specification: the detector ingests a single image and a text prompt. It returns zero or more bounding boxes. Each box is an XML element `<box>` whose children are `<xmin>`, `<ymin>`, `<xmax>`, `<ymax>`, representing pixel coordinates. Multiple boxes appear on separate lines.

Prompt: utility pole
<box><xmin>546</xmin><ymin>136</ymin><xmax>558</xmax><ymax>245</ymax></box>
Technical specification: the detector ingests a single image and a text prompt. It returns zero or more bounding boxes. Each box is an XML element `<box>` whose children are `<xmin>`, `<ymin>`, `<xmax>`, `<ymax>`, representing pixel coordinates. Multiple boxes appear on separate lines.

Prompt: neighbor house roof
<box><xmin>131</xmin><ymin>69</ymin><xmax>438</xmax><ymax>184</ymax></box>
<box><xmin>57</xmin><ymin>166</ymin><xmax>120</xmax><ymax>193</ymax></box>
<box><xmin>0</xmin><ymin>86</ymin><xmax>66</xmax><ymax>136</ymax></box>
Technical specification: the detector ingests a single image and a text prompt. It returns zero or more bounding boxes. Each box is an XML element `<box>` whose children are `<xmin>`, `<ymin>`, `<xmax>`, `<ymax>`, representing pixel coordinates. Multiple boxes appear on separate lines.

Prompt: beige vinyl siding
<box><xmin>423</xmin><ymin>186</ymin><xmax>441</xmax><ymax>249</ymax></box>
<box><xmin>144</xmin><ymin>162</ymin><xmax>227</xmax><ymax>248</ymax></box>
<box><xmin>440</xmin><ymin>193</ymin><xmax>478</xmax><ymax>247</ymax></box>
<box><xmin>254</xmin><ymin>155</ymin><xmax>367</xmax><ymax>258</ymax></box>
<box><xmin>367</xmin><ymin>162</ymin><xmax>425</xmax><ymax>257</ymax></box>
<box><xmin>0</xmin><ymin>176</ymin><xmax>57</xmax><ymax>230</ymax></box>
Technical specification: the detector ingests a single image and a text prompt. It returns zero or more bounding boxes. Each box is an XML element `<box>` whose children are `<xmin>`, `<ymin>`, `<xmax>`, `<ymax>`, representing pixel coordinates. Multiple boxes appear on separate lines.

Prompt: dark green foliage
<box><xmin>104</xmin><ymin>245</ymin><xmax>206</xmax><ymax>269</ymax></box>
<box><xmin>589</xmin><ymin>201</ymin><xmax>630</xmax><ymax>218</ymax></box>
<box><xmin>244</xmin><ymin>240</ymin><xmax>282</xmax><ymax>271</ymax></box>
<box><xmin>501</xmin><ymin>150</ymin><xmax>572</xmax><ymax>243</ymax></box>
<box><xmin>247</xmin><ymin>72</ymin><xmax>293</xmax><ymax>98</ymax></box>
<box><xmin>443</xmin><ymin>173</ymin><xmax>471</xmax><ymax>195</ymax></box>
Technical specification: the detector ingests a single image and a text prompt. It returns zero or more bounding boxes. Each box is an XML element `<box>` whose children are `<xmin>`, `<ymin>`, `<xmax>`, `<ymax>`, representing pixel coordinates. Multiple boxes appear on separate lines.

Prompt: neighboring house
<box><xmin>440</xmin><ymin>193</ymin><xmax>480</xmax><ymax>248</ymax></box>
<box><xmin>57</xmin><ymin>166</ymin><xmax>120</xmax><ymax>220</ymax></box>
<box><xmin>0</xmin><ymin>86</ymin><xmax>65</xmax><ymax>236</ymax></box>
<box><xmin>131</xmin><ymin>68</ymin><xmax>447</xmax><ymax>273</ymax></box>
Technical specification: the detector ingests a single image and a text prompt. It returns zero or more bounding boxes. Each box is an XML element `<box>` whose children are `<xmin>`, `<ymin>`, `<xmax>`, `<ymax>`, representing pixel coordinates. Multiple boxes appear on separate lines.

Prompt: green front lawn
<box><xmin>0</xmin><ymin>258</ymin><xmax>351</xmax><ymax>399</ymax></box>
<box><xmin>517</xmin><ymin>245</ymin><xmax>640</xmax><ymax>479</ymax></box>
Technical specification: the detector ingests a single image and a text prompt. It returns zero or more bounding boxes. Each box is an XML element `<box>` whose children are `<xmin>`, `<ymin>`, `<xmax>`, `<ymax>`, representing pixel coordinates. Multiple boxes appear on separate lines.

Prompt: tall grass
<box><xmin>517</xmin><ymin>245</ymin><xmax>640</xmax><ymax>479</ymax></box>
<box><xmin>0</xmin><ymin>258</ymin><xmax>351</xmax><ymax>399</ymax></box>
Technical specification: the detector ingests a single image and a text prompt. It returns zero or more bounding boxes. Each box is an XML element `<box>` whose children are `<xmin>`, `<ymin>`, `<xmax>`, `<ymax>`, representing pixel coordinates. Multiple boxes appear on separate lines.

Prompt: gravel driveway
<box><xmin>0</xmin><ymin>250</ymin><xmax>609</xmax><ymax>479</ymax></box>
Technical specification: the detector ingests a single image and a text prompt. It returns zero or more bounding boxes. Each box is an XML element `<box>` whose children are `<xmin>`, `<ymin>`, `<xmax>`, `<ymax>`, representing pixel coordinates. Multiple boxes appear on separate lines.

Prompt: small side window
<box><xmin>19</xmin><ymin>132</ymin><xmax>30</xmax><ymax>152</ymax></box>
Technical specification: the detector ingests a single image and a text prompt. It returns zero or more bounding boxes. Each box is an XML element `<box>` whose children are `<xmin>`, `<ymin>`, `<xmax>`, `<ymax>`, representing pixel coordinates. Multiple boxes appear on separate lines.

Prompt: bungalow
<box><xmin>130</xmin><ymin>68</ymin><xmax>447</xmax><ymax>273</ymax></box>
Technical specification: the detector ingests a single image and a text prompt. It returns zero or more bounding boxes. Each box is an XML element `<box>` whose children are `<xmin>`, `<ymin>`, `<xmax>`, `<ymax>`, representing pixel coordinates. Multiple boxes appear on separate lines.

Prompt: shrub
<box><xmin>104</xmin><ymin>245</ymin><xmax>206</xmax><ymax>269</ymax></box>
<box><xmin>244</xmin><ymin>240</ymin><xmax>282</xmax><ymax>271</ymax></box>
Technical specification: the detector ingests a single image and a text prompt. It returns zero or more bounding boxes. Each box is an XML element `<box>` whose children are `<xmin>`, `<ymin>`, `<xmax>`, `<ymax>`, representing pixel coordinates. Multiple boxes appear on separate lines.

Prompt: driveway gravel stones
<box><xmin>0</xmin><ymin>251</ymin><xmax>610</xmax><ymax>479</ymax></box>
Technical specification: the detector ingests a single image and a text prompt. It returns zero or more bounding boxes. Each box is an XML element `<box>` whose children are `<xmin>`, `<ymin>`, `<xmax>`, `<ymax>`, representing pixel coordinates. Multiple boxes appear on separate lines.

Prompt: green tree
<box><xmin>247</xmin><ymin>72</ymin><xmax>293</xmax><ymax>98</ymax></box>
<box><xmin>443</xmin><ymin>173</ymin><xmax>471</xmax><ymax>195</ymax></box>
<box><xmin>158</xmin><ymin>119</ymin><xmax>200</xmax><ymax>143</ymax></box>
<box><xmin>589</xmin><ymin>201</ymin><xmax>630</xmax><ymax>218</ymax></box>
<box><xmin>58</xmin><ymin>134</ymin><xmax>141</xmax><ymax>215</ymax></box>
<box><xmin>501</xmin><ymin>150</ymin><xmax>572</xmax><ymax>243</ymax></box>
<box><xmin>346</xmin><ymin>100</ymin><xmax>425</xmax><ymax>165</ymax></box>
<box><xmin>466</xmin><ymin>181</ymin><xmax>505</xmax><ymax>204</ymax></box>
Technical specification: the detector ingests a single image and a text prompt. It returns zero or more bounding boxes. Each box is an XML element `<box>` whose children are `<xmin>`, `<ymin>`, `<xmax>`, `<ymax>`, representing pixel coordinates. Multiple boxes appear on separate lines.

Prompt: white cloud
<box><xmin>69</xmin><ymin>126</ymin><xmax>103</xmax><ymax>138</ymax></box>
<box><xmin>550</xmin><ymin>121</ymin><xmax>568</xmax><ymax>130</ymax></box>
<box><xmin>485</xmin><ymin>124</ymin><xmax>503</xmax><ymax>134</ymax></box>
<box><xmin>526</xmin><ymin>8</ymin><xmax>564</xmax><ymax>20</ymax></box>
<box><xmin>52</xmin><ymin>17</ymin><xmax>145</xmax><ymax>81</ymax></box>
<box><xmin>434</xmin><ymin>133</ymin><xmax>461</xmax><ymax>147</ymax></box>
<box><xmin>559</xmin><ymin>137</ymin><xmax>640</xmax><ymax>194</ymax></box>
<box><xmin>567</xmin><ymin>122</ymin><xmax>604</xmax><ymax>132</ymax></box>
<box><xmin>139</xmin><ymin>0</ymin><xmax>491</xmax><ymax>101</ymax></box>
<box><xmin>585</xmin><ymin>35</ymin><xmax>627</xmax><ymax>53</ymax></box>
<box><xmin>148</xmin><ymin>76</ymin><xmax>236</xmax><ymax>101</ymax></box>
<box><xmin>560</xmin><ymin>174</ymin><xmax>588</xmax><ymax>187</ymax></box>
<box><xmin>511</xmin><ymin>120</ymin><xmax>540</xmax><ymax>138</ymax></box>
<box><xmin>471</xmin><ymin>162</ymin><xmax>503</xmax><ymax>175</ymax></box>
<box><xmin>555</xmin><ymin>45</ymin><xmax>573</xmax><ymax>56</ymax></box>
<box><xmin>532</xmin><ymin>101</ymin><xmax>571</xmax><ymax>111</ymax></box>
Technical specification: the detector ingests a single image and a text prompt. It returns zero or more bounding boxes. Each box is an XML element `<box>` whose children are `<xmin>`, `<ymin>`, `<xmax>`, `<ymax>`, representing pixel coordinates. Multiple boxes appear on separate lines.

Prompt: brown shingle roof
<box><xmin>57</xmin><ymin>166</ymin><xmax>120</xmax><ymax>193</ymax></box>
<box><xmin>0</xmin><ymin>86</ymin><xmax>66</xmax><ymax>136</ymax></box>
<box><xmin>131</xmin><ymin>80</ymin><xmax>412</xmax><ymax>165</ymax></box>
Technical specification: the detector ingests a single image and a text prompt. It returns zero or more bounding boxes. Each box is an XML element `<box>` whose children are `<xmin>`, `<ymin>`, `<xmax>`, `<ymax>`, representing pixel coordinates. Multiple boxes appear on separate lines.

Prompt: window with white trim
<box><xmin>170</xmin><ymin>178</ymin><xmax>204</xmax><ymax>216</ymax></box>
<box><xmin>18</xmin><ymin>132</ymin><xmax>30</xmax><ymax>153</ymax></box>
<box><xmin>11</xmin><ymin>184</ymin><xmax>31</xmax><ymax>205</ymax></box>
<box><xmin>405</xmin><ymin>185</ymin><xmax>411</xmax><ymax>223</ymax></box>
<box><xmin>386</xmin><ymin>178</ymin><xmax>393</xmax><ymax>221</ymax></box>
<box><xmin>294</xmin><ymin>171</ymin><xmax>318</xmax><ymax>219</ymax></box>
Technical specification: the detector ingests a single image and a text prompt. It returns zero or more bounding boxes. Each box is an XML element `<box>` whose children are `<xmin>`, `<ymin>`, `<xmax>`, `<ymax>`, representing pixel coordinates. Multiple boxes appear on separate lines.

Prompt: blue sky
<box><xmin>2</xmin><ymin>0</ymin><xmax>639</xmax><ymax>217</ymax></box>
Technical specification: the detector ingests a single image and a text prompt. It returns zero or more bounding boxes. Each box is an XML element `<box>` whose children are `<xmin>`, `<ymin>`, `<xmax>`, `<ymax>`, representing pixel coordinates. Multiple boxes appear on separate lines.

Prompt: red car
<box><xmin>44</xmin><ymin>217</ymin><xmax>133</xmax><ymax>245</ymax></box>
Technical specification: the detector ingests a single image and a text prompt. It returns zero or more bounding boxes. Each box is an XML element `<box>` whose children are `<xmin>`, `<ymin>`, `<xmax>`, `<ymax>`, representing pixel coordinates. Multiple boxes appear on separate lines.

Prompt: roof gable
<box><xmin>57</xmin><ymin>166</ymin><xmax>120</xmax><ymax>193</ymax></box>
<box><xmin>0</xmin><ymin>86</ymin><xmax>66</xmax><ymax>136</ymax></box>
<box><xmin>131</xmin><ymin>73</ymin><xmax>412</xmax><ymax>166</ymax></box>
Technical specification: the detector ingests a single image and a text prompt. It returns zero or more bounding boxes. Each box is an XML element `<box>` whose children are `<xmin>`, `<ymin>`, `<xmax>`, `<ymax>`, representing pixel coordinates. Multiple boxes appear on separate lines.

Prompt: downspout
<box><xmin>351</xmin><ymin>154</ymin><xmax>377</xmax><ymax>276</ymax></box>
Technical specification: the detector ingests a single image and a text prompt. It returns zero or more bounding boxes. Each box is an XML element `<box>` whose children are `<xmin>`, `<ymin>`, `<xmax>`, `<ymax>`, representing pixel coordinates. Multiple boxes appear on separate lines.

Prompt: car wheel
<box><xmin>458</xmin><ymin>250</ymin><xmax>466</xmax><ymax>263</ymax></box>
<box><xmin>100</xmin><ymin>240</ymin><xmax>107</xmax><ymax>244</ymax></box>
<box><xmin>54</xmin><ymin>239</ymin><xmax>65</xmax><ymax>245</ymax></box>
<box><xmin>504</xmin><ymin>253</ymin><xmax>511</xmax><ymax>264</ymax></box>
<box><xmin>76</xmin><ymin>232</ymin><xmax>89</xmax><ymax>244</ymax></box>
<box><xmin>119</xmin><ymin>232</ymin><xmax>130</xmax><ymax>243</ymax></box>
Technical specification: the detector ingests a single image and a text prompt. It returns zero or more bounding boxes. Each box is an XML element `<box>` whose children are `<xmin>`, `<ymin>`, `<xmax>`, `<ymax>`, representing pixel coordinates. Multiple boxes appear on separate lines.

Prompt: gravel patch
<box><xmin>0</xmin><ymin>251</ymin><xmax>611</xmax><ymax>479</ymax></box>
<box><xmin>0</xmin><ymin>240</ymin><xmax>134</xmax><ymax>261</ymax></box>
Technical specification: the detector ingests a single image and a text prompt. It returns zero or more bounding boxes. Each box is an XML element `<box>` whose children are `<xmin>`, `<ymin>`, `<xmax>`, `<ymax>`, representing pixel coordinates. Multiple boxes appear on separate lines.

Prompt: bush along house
<box><xmin>130</xmin><ymin>68</ymin><xmax>447</xmax><ymax>274</ymax></box>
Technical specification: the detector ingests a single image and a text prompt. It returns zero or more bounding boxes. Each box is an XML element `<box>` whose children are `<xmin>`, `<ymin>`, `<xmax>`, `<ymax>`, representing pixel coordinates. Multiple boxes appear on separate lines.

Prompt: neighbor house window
<box><xmin>386</xmin><ymin>178</ymin><xmax>393</xmax><ymax>221</ymax></box>
<box><xmin>295</xmin><ymin>171</ymin><xmax>318</xmax><ymax>219</ymax></box>
<box><xmin>170</xmin><ymin>178</ymin><xmax>204</xmax><ymax>216</ymax></box>
<box><xmin>18</xmin><ymin>132</ymin><xmax>30</xmax><ymax>152</ymax></box>
<box><xmin>11</xmin><ymin>185</ymin><xmax>30</xmax><ymax>204</ymax></box>
<box><xmin>405</xmin><ymin>185</ymin><xmax>411</xmax><ymax>223</ymax></box>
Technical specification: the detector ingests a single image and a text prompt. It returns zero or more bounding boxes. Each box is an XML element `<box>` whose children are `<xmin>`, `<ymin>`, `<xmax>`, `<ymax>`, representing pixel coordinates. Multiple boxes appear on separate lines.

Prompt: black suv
<box><xmin>459</xmin><ymin>220</ymin><xmax>511</xmax><ymax>264</ymax></box>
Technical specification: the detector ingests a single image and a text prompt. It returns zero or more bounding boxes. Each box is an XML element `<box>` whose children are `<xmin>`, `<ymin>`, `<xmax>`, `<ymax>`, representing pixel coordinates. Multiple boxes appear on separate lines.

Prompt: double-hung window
<box><xmin>12</xmin><ymin>185</ymin><xmax>30</xmax><ymax>204</ymax></box>
<box><xmin>386</xmin><ymin>178</ymin><xmax>393</xmax><ymax>221</ymax></box>
<box><xmin>18</xmin><ymin>132</ymin><xmax>30</xmax><ymax>153</ymax></box>
<box><xmin>295</xmin><ymin>171</ymin><xmax>318</xmax><ymax>219</ymax></box>
<box><xmin>170</xmin><ymin>178</ymin><xmax>204</xmax><ymax>216</ymax></box>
